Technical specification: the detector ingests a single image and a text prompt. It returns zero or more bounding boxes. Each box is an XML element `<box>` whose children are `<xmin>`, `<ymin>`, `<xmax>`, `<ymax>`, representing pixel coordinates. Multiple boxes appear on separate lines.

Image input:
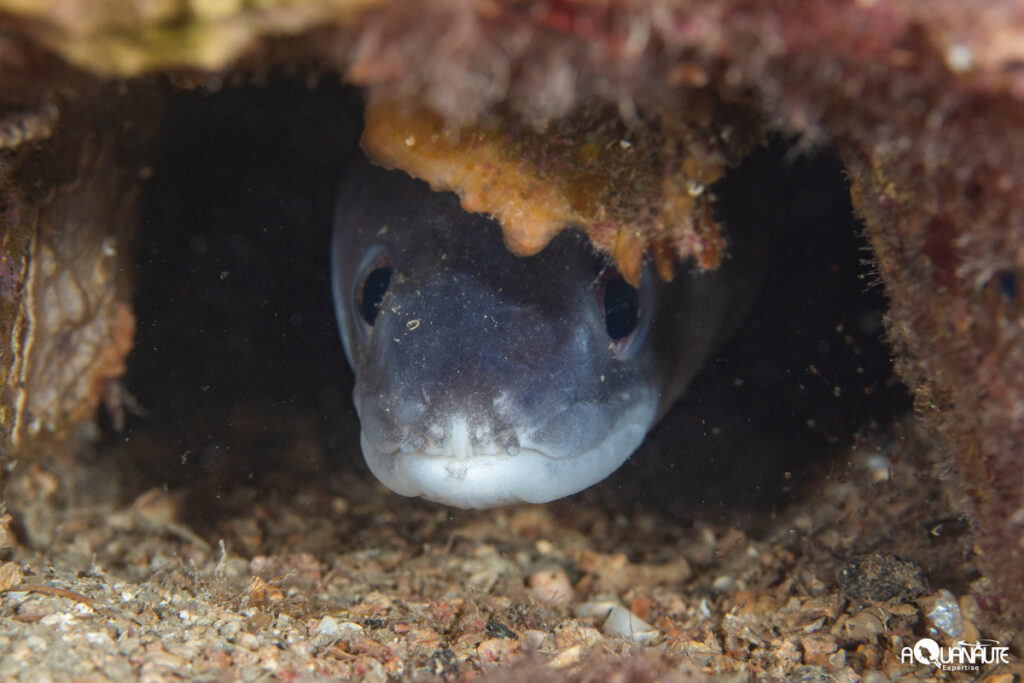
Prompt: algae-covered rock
<box><xmin>361</xmin><ymin>93</ymin><xmax>759</xmax><ymax>285</ymax></box>
<box><xmin>0</xmin><ymin>82</ymin><xmax>160</xmax><ymax>455</ymax></box>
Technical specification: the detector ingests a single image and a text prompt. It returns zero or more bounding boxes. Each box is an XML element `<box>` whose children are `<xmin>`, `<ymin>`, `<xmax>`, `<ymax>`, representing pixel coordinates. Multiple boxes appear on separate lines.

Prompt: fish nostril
<box><xmin>400</xmin><ymin>429</ymin><xmax>426</xmax><ymax>453</ymax></box>
<box><xmin>428</xmin><ymin>424</ymin><xmax>445</xmax><ymax>444</ymax></box>
<box><xmin>398</xmin><ymin>400</ymin><xmax>427</xmax><ymax>424</ymax></box>
<box><xmin>497</xmin><ymin>430</ymin><xmax>520</xmax><ymax>456</ymax></box>
<box><xmin>470</xmin><ymin>423</ymin><xmax>490</xmax><ymax>447</ymax></box>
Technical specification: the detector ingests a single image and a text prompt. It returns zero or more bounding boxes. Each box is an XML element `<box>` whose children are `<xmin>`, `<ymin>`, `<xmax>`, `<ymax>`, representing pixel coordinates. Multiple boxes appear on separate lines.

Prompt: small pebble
<box><xmin>549</xmin><ymin>644</ymin><xmax>582</xmax><ymax>668</ymax></box>
<box><xmin>85</xmin><ymin>631</ymin><xmax>113</xmax><ymax>647</ymax></box>
<box><xmin>575</xmin><ymin>599</ymin><xmax>659</xmax><ymax>644</ymax></box>
<box><xmin>0</xmin><ymin>562</ymin><xmax>22</xmax><ymax>591</ymax></box>
<box><xmin>237</xmin><ymin>632</ymin><xmax>260</xmax><ymax>650</ymax></box>
<box><xmin>315</xmin><ymin>615</ymin><xmax>340</xmax><ymax>637</ymax></box>
<box><xmin>219</xmin><ymin>619</ymin><xmax>243</xmax><ymax>639</ymax></box>
<box><xmin>574</xmin><ymin>599</ymin><xmax>619</xmax><ymax>620</ymax></box>
<box><xmin>522</xmin><ymin>629</ymin><xmax>550</xmax><ymax>650</ymax></box>
<box><xmin>800</xmin><ymin>633</ymin><xmax>837</xmax><ymax>666</ymax></box>
<box><xmin>528</xmin><ymin>567</ymin><xmax>574</xmax><ymax>605</ymax></box>
<box><xmin>25</xmin><ymin>635</ymin><xmax>48</xmax><ymax>652</ymax></box>
<box><xmin>835</xmin><ymin>554</ymin><xmax>926</xmax><ymax>603</ymax></box>
<box><xmin>336</xmin><ymin>621</ymin><xmax>365</xmax><ymax>636</ymax></box>
<box><xmin>842</xmin><ymin>610</ymin><xmax>883</xmax><ymax>643</ymax></box>
<box><xmin>602</xmin><ymin>604</ymin><xmax>659</xmax><ymax>643</ymax></box>
<box><xmin>919</xmin><ymin>589</ymin><xmax>963</xmax><ymax>638</ymax></box>
<box><xmin>476</xmin><ymin>636</ymin><xmax>519</xmax><ymax>662</ymax></box>
<box><xmin>712</xmin><ymin>575</ymin><xmax>734</xmax><ymax>592</ymax></box>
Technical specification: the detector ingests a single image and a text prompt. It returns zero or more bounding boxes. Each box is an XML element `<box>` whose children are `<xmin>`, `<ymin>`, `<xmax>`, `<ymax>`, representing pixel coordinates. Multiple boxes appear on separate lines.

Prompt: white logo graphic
<box><xmin>900</xmin><ymin>637</ymin><xmax>1011</xmax><ymax>672</ymax></box>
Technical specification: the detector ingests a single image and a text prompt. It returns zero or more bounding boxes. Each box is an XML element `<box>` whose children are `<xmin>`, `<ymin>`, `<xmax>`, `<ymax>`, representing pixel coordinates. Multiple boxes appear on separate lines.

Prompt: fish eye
<box><xmin>596</xmin><ymin>265</ymin><xmax>641</xmax><ymax>354</ymax></box>
<box><xmin>357</xmin><ymin>251</ymin><xmax>392</xmax><ymax>328</ymax></box>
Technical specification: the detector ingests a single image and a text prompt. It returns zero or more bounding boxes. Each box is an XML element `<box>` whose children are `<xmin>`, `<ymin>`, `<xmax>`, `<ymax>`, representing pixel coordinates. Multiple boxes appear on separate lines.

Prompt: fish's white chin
<box><xmin>360</xmin><ymin>421</ymin><xmax>650</xmax><ymax>509</ymax></box>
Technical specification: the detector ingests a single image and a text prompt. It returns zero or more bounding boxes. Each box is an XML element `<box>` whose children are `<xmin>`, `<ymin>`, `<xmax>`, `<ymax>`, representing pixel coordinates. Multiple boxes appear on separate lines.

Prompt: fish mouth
<box><xmin>358</xmin><ymin>418</ymin><xmax>652</xmax><ymax>508</ymax></box>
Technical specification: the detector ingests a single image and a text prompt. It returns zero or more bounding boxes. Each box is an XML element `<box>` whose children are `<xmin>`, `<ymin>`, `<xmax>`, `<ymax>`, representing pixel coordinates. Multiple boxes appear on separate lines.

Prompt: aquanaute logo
<box><xmin>900</xmin><ymin>637</ymin><xmax>1011</xmax><ymax>672</ymax></box>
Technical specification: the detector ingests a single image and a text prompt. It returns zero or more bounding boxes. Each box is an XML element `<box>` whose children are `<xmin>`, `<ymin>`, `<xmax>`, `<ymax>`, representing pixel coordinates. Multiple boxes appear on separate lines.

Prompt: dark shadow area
<box><xmin>599</xmin><ymin>140</ymin><xmax>910</xmax><ymax>525</ymax></box>
<box><xmin>116</xmin><ymin>77</ymin><xmax>363</xmax><ymax>506</ymax></box>
<box><xmin>111</xmin><ymin>80</ymin><xmax>907</xmax><ymax>536</ymax></box>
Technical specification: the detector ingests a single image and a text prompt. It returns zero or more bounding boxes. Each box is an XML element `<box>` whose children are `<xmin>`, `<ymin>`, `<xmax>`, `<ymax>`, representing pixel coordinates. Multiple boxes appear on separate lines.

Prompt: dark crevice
<box><xmin>121</xmin><ymin>77</ymin><xmax>363</xmax><ymax>499</ymax></box>
<box><xmin>602</xmin><ymin>139</ymin><xmax>910</xmax><ymax>523</ymax></box>
<box><xmin>109</xmin><ymin>81</ymin><xmax>907</xmax><ymax>533</ymax></box>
